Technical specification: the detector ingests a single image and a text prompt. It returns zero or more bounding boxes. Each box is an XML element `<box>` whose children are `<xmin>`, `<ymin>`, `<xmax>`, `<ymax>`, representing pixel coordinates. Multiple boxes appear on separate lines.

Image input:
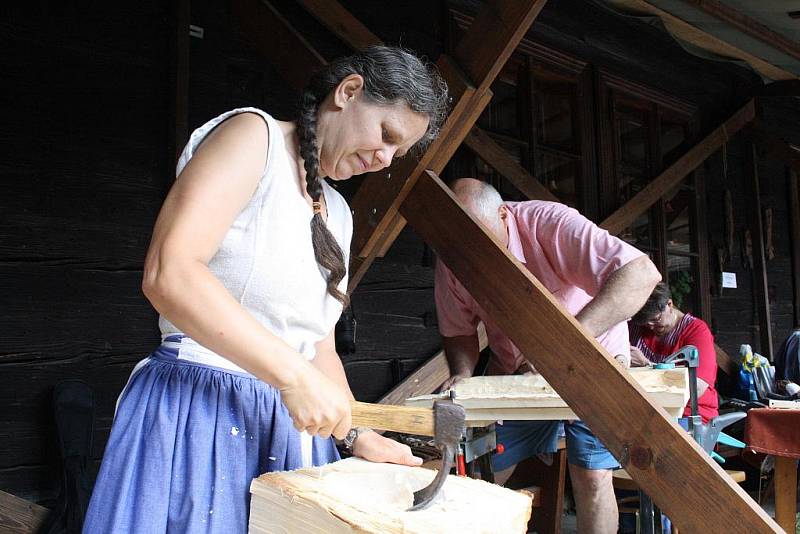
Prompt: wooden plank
<box><xmin>296</xmin><ymin>0</ymin><xmax>381</xmax><ymax>50</ymax></box>
<box><xmin>791</xmin><ymin>169</ymin><xmax>800</xmax><ymax>327</ymax></box>
<box><xmin>684</xmin><ymin>0</ymin><xmax>800</xmax><ymax>63</ymax></box>
<box><xmin>231</xmin><ymin>0</ymin><xmax>326</xmax><ymax>91</ymax></box>
<box><xmin>744</xmin><ymin>141</ymin><xmax>774</xmax><ymax>359</ymax></box>
<box><xmin>400</xmin><ymin>170</ymin><xmax>779</xmax><ymax>532</ymax></box>
<box><xmin>378</xmin><ymin>324</ymin><xmax>488</xmax><ymax>406</ymax></box>
<box><xmin>605</xmin><ymin>0</ymin><xmax>797</xmax><ymax>81</ymax></box>
<box><xmin>348</xmin><ymin>0</ymin><xmax>549</xmax><ymax>281</ymax></box>
<box><xmin>464</xmin><ymin>127</ymin><xmax>559</xmax><ymax>202</ymax></box>
<box><xmin>600</xmin><ymin>100</ymin><xmax>755</xmax><ymax>235</ymax></box>
<box><xmin>0</xmin><ymin>489</ymin><xmax>50</xmax><ymax>534</ymax></box>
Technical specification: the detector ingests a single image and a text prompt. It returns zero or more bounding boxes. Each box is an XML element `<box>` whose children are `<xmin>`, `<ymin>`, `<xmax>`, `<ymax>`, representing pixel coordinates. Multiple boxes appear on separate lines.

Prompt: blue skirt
<box><xmin>83</xmin><ymin>343</ymin><xmax>340</xmax><ymax>533</ymax></box>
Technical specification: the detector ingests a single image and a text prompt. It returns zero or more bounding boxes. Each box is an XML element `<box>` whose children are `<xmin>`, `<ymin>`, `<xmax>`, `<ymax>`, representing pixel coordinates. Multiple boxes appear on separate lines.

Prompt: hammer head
<box><xmin>409</xmin><ymin>399</ymin><xmax>466</xmax><ymax>511</ymax></box>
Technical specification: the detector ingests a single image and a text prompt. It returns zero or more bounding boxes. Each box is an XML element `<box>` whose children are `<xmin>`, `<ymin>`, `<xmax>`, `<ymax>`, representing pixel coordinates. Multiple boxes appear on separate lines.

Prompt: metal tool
<box><xmin>349</xmin><ymin>396</ymin><xmax>466</xmax><ymax>511</ymax></box>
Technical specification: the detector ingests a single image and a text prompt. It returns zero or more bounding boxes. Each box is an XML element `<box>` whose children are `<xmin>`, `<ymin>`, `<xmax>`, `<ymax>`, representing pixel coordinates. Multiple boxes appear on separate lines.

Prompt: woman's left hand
<box><xmin>352</xmin><ymin>431</ymin><xmax>423</xmax><ymax>467</ymax></box>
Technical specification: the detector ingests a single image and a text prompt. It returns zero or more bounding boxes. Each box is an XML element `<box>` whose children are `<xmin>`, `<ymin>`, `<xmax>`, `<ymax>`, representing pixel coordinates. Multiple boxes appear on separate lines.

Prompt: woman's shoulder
<box><xmin>682</xmin><ymin>314</ymin><xmax>712</xmax><ymax>337</ymax></box>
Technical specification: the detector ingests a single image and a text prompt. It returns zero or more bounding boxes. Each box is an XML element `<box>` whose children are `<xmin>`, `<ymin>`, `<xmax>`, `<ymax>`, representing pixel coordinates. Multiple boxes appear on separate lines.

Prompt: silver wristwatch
<box><xmin>342</xmin><ymin>427</ymin><xmax>370</xmax><ymax>451</ymax></box>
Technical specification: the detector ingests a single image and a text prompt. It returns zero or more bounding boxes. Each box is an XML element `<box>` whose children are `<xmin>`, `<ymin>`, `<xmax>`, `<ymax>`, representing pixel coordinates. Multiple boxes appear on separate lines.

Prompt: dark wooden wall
<box><xmin>1</xmin><ymin>0</ymin><xmax>798</xmax><ymax>506</ymax></box>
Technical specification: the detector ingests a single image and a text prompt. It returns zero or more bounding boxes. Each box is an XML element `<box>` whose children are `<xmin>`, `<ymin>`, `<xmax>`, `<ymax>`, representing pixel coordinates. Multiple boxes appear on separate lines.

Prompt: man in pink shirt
<box><xmin>435</xmin><ymin>178</ymin><xmax>660</xmax><ymax>534</ymax></box>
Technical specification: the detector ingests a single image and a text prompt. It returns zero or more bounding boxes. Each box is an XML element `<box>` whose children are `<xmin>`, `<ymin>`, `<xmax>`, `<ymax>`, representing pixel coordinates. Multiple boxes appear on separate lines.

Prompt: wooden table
<box><xmin>745</xmin><ymin>408</ymin><xmax>800</xmax><ymax>532</ymax></box>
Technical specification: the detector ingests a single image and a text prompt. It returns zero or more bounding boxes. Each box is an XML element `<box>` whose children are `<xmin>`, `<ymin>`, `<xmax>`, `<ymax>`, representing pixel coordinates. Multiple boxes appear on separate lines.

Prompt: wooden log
<box><xmin>400</xmin><ymin>170</ymin><xmax>779</xmax><ymax>532</ymax></box>
<box><xmin>600</xmin><ymin>100</ymin><xmax>755</xmax><ymax>235</ymax></box>
<box><xmin>248</xmin><ymin>458</ymin><xmax>533</xmax><ymax>533</ymax></box>
<box><xmin>0</xmin><ymin>489</ymin><xmax>50</xmax><ymax>534</ymax></box>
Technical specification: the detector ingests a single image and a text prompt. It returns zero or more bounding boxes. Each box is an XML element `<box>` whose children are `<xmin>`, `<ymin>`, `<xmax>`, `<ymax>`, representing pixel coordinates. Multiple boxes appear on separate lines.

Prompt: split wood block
<box><xmin>405</xmin><ymin>368</ymin><xmax>689</xmax><ymax>424</ymax></box>
<box><xmin>248</xmin><ymin>457</ymin><xmax>533</xmax><ymax>533</ymax></box>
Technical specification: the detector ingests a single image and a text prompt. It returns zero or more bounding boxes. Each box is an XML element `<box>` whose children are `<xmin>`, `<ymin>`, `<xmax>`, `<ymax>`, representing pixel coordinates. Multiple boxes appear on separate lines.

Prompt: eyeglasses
<box><xmin>639</xmin><ymin>304</ymin><xmax>668</xmax><ymax>327</ymax></box>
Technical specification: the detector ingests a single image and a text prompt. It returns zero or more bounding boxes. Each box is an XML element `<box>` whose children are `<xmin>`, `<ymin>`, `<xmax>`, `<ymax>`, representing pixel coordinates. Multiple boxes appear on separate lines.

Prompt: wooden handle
<box><xmin>350</xmin><ymin>401</ymin><xmax>435</xmax><ymax>436</ymax></box>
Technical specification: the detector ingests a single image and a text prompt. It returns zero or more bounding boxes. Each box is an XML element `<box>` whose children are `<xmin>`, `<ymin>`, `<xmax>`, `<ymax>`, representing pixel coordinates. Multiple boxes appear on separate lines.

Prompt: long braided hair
<box><xmin>296</xmin><ymin>46</ymin><xmax>448</xmax><ymax>306</ymax></box>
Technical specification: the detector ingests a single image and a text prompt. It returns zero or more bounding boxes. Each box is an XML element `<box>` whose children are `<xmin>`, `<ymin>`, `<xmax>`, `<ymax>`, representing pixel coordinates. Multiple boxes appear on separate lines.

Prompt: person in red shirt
<box><xmin>629</xmin><ymin>283</ymin><xmax>718</xmax><ymax>422</ymax></box>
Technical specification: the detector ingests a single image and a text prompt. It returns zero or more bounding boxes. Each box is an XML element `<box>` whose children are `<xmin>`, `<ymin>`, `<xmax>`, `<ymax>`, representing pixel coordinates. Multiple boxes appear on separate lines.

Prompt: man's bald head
<box><xmin>450</xmin><ymin>178</ymin><xmax>508</xmax><ymax>244</ymax></box>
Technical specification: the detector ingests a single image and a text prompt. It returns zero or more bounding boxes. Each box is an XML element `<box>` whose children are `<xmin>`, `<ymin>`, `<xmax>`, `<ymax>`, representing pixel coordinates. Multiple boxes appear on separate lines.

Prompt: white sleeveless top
<box><xmin>159</xmin><ymin>107</ymin><xmax>353</xmax><ymax>372</ymax></box>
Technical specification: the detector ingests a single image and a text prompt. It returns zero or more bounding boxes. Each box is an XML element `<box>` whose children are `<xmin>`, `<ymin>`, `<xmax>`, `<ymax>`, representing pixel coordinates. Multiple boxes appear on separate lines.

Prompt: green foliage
<box><xmin>670</xmin><ymin>271</ymin><xmax>693</xmax><ymax>310</ymax></box>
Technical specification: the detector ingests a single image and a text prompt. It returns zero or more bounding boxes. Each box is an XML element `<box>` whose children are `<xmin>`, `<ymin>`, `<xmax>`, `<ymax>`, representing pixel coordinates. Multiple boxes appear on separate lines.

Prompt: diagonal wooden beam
<box><xmin>348</xmin><ymin>0</ymin><xmax>549</xmax><ymax>291</ymax></box>
<box><xmin>232</xmin><ymin>0</ymin><xmax>327</xmax><ymax>90</ymax></box>
<box><xmin>464</xmin><ymin>127</ymin><xmax>559</xmax><ymax>202</ymax></box>
<box><xmin>297</xmin><ymin>0</ymin><xmax>382</xmax><ymax>50</ymax></box>
<box><xmin>683</xmin><ymin>0</ymin><xmax>800</xmax><ymax>63</ymax></box>
<box><xmin>600</xmin><ymin>99</ymin><xmax>755</xmax><ymax>235</ymax></box>
<box><xmin>401</xmin><ymin>170</ymin><xmax>779</xmax><ymax>533</ymax></box>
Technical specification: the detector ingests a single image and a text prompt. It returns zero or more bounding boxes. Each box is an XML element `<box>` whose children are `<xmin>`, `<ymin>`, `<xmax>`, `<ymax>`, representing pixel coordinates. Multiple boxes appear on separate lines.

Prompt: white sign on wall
<box><xmin>722</xmin><ymin>272</ymin><xmax>737</xmax><ymax>289</ymax></box>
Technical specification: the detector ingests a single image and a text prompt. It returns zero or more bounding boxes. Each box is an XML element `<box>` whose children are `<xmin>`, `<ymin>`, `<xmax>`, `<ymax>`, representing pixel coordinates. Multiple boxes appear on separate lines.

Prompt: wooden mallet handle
<box><xmin>350</xmin><ymin>400</ymin><xmax>435</xmax><ymax>436</ymax></box>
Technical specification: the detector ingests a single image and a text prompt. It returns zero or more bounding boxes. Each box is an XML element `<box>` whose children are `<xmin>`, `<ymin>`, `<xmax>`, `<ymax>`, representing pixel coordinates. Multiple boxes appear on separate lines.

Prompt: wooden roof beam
<box><xmin>683</xmin><ymin>0</ymin><xmax>800</xmax><ymax>63</ymax></box>
<box><xmin>297</xmin><ymin>0</ymin><xmax>382</xmax><ymax>50</ymax></box>
<box><xmin>232</xmin><ymin>0</ymin><xmax>327</xmax><ymax>90</ymax></box>
<box><xmin>606</xmin><ymin>0</ymin><xmax>797</xmax><ymax>81</ymax></box>
<box><xmin>401</xmin><ymin>170</ymin><xmax>779</xmax><ymax>532</ymax></box>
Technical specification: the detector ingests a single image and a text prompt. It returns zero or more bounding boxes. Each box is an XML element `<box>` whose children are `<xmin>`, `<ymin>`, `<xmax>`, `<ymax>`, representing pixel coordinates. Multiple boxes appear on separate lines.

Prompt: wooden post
<box><xmin>169</xmin><ymin>0</ymin><xmax>190</xmax><ymax>167</ymax></box>
<box><xmin>744</xmin><ymin>141</ymin><xmax>774</xmax><ymax>360</ymax></box>
<box><xmin>789</xmin><ymin>168</ymin><xmax>800</xmax><ymax>327</ymax></box>
<box><xmin>400</xmin><ymin>170</ymin><xmax>779</xmax><ymax>532</ymax></box>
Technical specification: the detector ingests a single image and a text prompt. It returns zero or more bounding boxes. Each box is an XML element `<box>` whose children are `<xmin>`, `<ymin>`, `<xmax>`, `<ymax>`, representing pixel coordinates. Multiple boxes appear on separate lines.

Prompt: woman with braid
<box><xmin>84</xmin><ymin>45</ymin><xmax>448</xmax><ymax>533</ymax></box>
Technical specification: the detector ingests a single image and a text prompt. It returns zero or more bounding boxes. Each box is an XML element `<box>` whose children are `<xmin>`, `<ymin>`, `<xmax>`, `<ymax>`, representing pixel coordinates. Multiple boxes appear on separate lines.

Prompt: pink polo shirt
<box><xmin>435</xmin><ymin>201</ymin><xmax>645</xmax><ymax>375</ymax></box>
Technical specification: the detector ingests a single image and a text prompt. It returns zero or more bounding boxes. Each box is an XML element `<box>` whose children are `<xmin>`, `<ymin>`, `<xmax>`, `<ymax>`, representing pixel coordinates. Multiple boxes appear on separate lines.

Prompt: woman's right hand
<box><xmin>279</xmin><ymin>364</ymin><xmax>352</xmax><ymax>440</ymax></box>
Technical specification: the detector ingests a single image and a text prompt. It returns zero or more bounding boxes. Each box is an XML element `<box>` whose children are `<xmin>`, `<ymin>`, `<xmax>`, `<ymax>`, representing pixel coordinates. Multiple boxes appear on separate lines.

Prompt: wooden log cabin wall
<box><xmin>1</xmin><ymin>0</ymin><xmax>798</xmax><ymax>519</ymax></box>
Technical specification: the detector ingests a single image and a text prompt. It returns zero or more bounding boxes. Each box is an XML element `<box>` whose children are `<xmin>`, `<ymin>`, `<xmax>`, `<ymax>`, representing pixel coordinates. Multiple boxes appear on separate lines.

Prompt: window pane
<box><xmin>617</xmin><ymin>108</ymin><xmax>648</xmax><ymax>171</ymax></box>
<box><xmin>621</xmin><ymin>211</ymin><xmax>653</xmax><ymax>249</ymax></box>
<box><xmin>535</xmin><ymin>149</ymin><xmax>578</xmax><ymax>207</ymax></box>
<box><xmin>661</xmin><ymin>121</ymin><xmax>686</xmax><ymax>166</ymax></box>
<box><xmin>535</xmin><ymin>92</ymin><xmax>574</xmax><ymax>150</ymax></box>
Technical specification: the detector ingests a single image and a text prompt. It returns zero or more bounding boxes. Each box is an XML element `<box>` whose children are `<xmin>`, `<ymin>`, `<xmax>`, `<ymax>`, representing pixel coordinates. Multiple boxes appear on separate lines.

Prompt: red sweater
<box><xmin>631</xmin><ymin>314</ymin><xmax>719</xmax><ymax>422</ymax></box>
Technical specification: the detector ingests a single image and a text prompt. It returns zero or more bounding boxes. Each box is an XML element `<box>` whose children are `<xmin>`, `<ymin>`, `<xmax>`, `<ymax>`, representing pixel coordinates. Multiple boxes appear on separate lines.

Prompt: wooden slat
<box><xmin>0</xmin><ymin>489</ymin><xmax>49</xmax><ymax>534</ymax></box>
<box><xmin>605</xmin><ymin>0</ymin><xmax>797</xmax><ymax>81</ymax></box>
<box><xmin>296</xmin><ymin>0</ymin><xmax>381</xmax><ymax>50</ymax></box>
<box><xmin>232</xmin><ymin>0</ymin><xmax>326</xmax><ymax>91</ymax></box>
<box><xmin>684</xmin><ymin>0</ymin><xmax>800</xmax><ymax>63</ymax></box>
<box><xmin>744</xmin><ymin>141</ymin><xmax>774</xmax><ymax>359</ymax></box>
<box><xmin>378</xmin><ymin>324</ymin><xmax>488</xmax><ymax>406</ymax></box>
<box><xmin>464</xmin><ymin>127</ymin><xmax>559</xmax><ymax>202</ymax></box>
<box><xmin>400</xmin><ymin>170</ymin><xmax>778</xmax><ymax>533</ymax></box>
<box><xmin>601</xmin><ymin>100</ymin><xmax>755</xmax><ymax>235</ymax></box>
<box><xmin>348</xmin><ymin>0</ymin><xmax>549</xmax><ymax>285</ymax></box>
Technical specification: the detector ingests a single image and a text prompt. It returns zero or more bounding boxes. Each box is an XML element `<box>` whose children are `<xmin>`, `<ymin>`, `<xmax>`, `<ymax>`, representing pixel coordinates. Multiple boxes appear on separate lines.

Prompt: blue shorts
<box><xmin>492</xmin><ymin>420</ymin><xmax>620</xmax><ymax>472</ymax></box>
